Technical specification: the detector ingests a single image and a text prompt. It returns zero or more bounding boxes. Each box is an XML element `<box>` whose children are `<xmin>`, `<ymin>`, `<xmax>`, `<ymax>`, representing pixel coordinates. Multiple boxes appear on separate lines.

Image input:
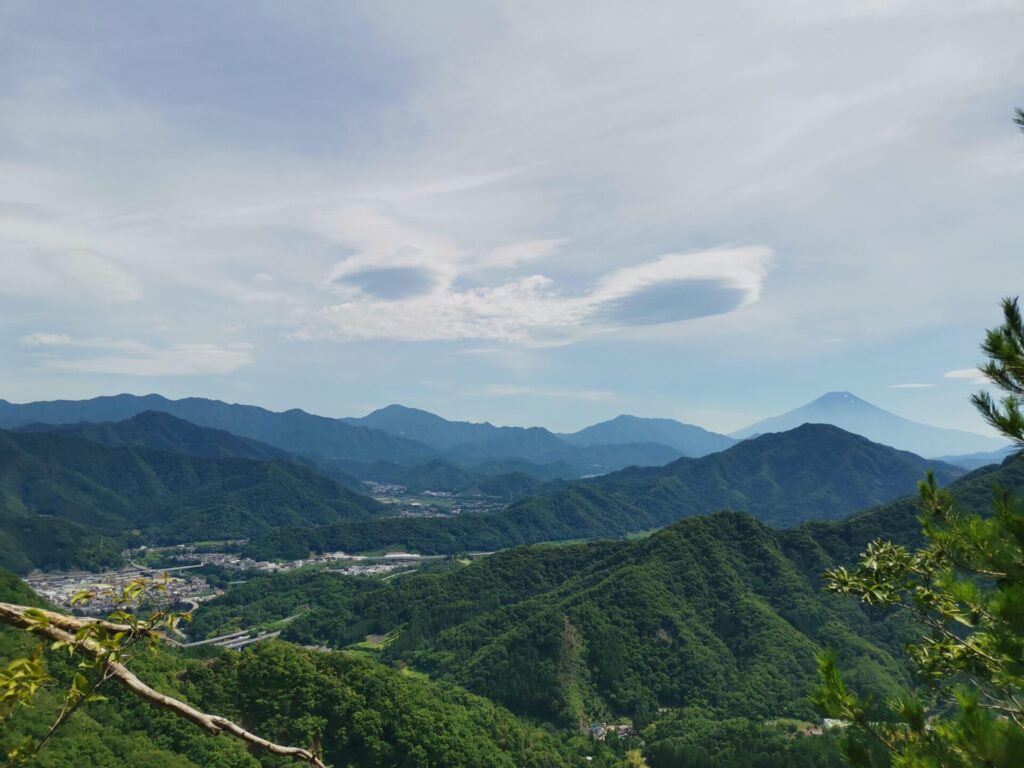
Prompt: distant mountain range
<box><xmin>733</xmin><ymin>391</ymin><xmax>1007</xmax><ymax>457</ymax></box>
<box><xmin>244</xmin><ymin>423</ymin><xmax>964</xmax><ymax>559</ymax></box>
<box><xmin>559</xmin><ymin>413</ymin><xmax>737</xmax><ymax>456</ymax></box>
<box><xmin>1</xmin><ymin>391</ymin><xmax>1009</xmax><ymax>505</ymax></box>
<box><xmin>15</xmin><ymin>410</ymin><xmax>368</xmax><ymax>491</ymax></box>
<box><xmin>934</xmin><ymin>445</ymin><xmax>1019</xmax><ymax>470</ymax></box>
<box><xmin>349</xmin><ymin>404</ymin><xmax>737</xmax><ymax>458</ymax></box>
<box><xmin>0</xmin><ymin>394</ymin><xmax>437</xmax><ymax>464</ymax></box>
<box><xmin>343</xmin><ymin>404</ymin><xmax>503</xmax><ymax>450</ymax></box>
<box><xmin>345</xmin><ymin>403</ymin><xmax>690</xmax><ymax>472</ymax></box>
<box><xmin>0</xmin><ymin>396</ymin><xmax>687</xmax><ymax>476</ymax></box>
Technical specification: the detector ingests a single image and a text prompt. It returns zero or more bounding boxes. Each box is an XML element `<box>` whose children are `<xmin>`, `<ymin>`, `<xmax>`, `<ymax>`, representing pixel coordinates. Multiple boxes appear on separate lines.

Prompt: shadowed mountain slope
<box><xmin>0</xmin><ymin>429</ymin><xmax>384</xmax><ymax>572</ymax></box>
<box><xmin>243</xmin><ymin>424</ymin><xmax>963</xmax><ymax>559</ymax></box>
<box><xmin>0</xmin><ymin>394</ymin><xmax>439</xmax><ymax>464</ymax></box>
<box><xmin>560</xmin><ymin>414</ymin><xmax>736</xmax><ymax>457</ymax></box>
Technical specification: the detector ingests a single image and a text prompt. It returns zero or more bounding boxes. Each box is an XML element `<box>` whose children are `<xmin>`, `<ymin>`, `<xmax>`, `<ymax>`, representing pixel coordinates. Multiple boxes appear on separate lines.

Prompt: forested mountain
<box><xmin>934</xmin><ymin>445</ymin><xmax>1018</xmax><ymax>470</ymax></box>
<box><xmin>217</xmin><ymin>457</ymin><xmax>1024</xmax><ymax>735</ymax></box>
<box><xmin>343</xmin><ymin>404</ymin><xmax>504</xmax><ymax>450</ymax></box>
<box><xmin>14</xmin><ymin>409</ymin><xmax>566</xmax><ymax>495</ymax></box>
<box><xmin>734</xmin><ymin>391</ymin><xmax>1007</xmax><ymax>456</ymax></box>
<box><xmin>0</xmin><ymin>429</ymin><xmax>383</xmax><ymax>572</ymax></box>
<box><xmin>350</xmin><ymin>512</ymin><xmax>908</xmax><ymax>727</ymax></box>
<box><xmin>244</xmin><ymin>424</ymin><xmax>962</xmax><ymax>559</ymax></box>
<box><xmin>348</xmin><ymin>404</ymin><xmax>687</xmax><ymax>473</ymax></box>
<box><xmin>560</xmin><ymin>414</ymin><xmax>737</xmax><ymax>457</ymax></box>
<box><xmin>16</xmin><ymin>410</ymin><xmax>368</xmax><ymax>491</ymax></box>
<box><xmin>460</xmin><ymin>471</ymin><xmax>548</xmax><ymax>500</ymax></box>
<box><xmin>445</xmin><ymin>434</ymin><xmax>682</xmax><ymax>472</ymax></box>
<box><xmin>347</xmin><ymin>404</ymin><xmax>687</xmax><ymax>470</ymax></box>
<box><xmin>541</xmin><ymin>423</ymin><xmax>963</xmax><ymax>528</ymax></box>
<box><xmin>333</xmin><ymin>458</ymin><xmax>554</xmax><ymax>499</ymax></box>
<box><xmin>0</xmin><ymin>573</ymin><xmax>584</xmax><ymax>768</ymax></box>
<box><xmin>15</xmin><ymin>410</ymin><xmax>300</xmax><ymax>461</ymax></box>
<box><xmin>0</xmin><ymin>395</ymin><xmax>684</xmax><ymax>475</ymax></box>
<box><xmin>0</xmin><ymin>394</ymin><xmax>439</xmax><ymax>464</ymax></box>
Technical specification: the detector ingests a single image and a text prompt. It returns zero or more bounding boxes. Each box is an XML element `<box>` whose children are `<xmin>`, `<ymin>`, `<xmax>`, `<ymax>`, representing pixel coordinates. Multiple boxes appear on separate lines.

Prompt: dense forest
<box><xmin>2</xmin><ymin>450</ymin><xmax>1018</xmax><ymax>765</ymax></box>
<box><xmin>243</xmin><ymin>424</ymin><xmax>962</xmax><ymax>560</ymax></box>
<box><xmin>0</xmin><ymin>418</ymin><xmax>964</xmax><ymax>574</ymax></box>
<box><xmin>0</xmin><ymin>428</ymin><xmax>383</xmax><ymax>572</ymax></box>
<box><xmin>0</xmin><ymin>570</ymin><xmax>586</xmax><ymax>767</ymax></box>
<box><xmin>200</xmin><ymin>458</ymin><xmax>1024</xmax><ymax>732</ymax></box>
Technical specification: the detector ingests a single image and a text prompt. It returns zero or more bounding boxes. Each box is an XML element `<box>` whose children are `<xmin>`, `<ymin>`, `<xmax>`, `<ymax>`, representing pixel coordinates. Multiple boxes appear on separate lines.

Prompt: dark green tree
<box><xmin>814</xmin><ymin>298</ymin><xmax>1024</xmax><ymax>767</ymax></box>
<box><xmin>973</xmin><ymin>297</ymin><xmax>1024</xmax><ymax>449</ymax></box>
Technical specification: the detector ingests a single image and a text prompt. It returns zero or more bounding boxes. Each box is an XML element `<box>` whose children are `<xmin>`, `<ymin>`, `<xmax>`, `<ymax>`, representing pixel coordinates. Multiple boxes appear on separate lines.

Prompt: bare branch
<box><xmin>0</xmin><ymin>602</ymin><xmax>327</xmax><ymax>768</ymax></box>
<box><xmin>0</xmin><ymin>602</ymin><xmax>158</xmax><ymax>638</ymax></box>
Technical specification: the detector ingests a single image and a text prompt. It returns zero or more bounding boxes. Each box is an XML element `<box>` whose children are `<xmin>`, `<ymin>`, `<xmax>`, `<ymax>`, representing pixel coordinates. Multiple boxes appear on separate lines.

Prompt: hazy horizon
<box><xmin>0</xmin><ymin>388</ymin><xmax>1007</xmax><ymax>441</ymax></box>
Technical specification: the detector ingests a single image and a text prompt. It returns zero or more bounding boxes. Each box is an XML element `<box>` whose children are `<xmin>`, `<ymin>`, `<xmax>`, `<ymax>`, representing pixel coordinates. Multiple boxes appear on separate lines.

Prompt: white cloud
<box><xmin>52</xmin><ymin>250</ymin><xmax>143</xmax><ymax>302</ymax></box>
<box><xmin>19</xmin><ymin>332</ymin><xmax>73</xmax><ymax>347</ymax></box>
<box><xmin>487</xmin><ymin>384</ymin><xmax>616</xmax><ymax>402</ymax></box>
<box><xmin>944</xmin><ymin>368</ymin><xmax>989</xmax><ymax>384</ymax></box>
<box><xmin>298</xmin><ymin>245</ymin><xmax>774</xmax><ymax>342</ymax></box>
<box><xmin>20</xmin><ymin>334</ymin><xmax>252</xmax><ymax>376</ymax></box>
<box><xmin>19</xmin><ymin>333</ymin><xmax>149</xmax><ymax>352</ymax></box>
<box><xmin>482</xmin><ymin>239</ymin><xmax>569</xmax><ymax>269</ymax></box>
<box><xmin>888</xmin><ymin>383</ymin><xmax>935</xmax><ymax>388</ymax></box>
<box><xmin>0</xmin><ymin>250</ymin><xmax>142</xmax><ymax>303</ymax></box>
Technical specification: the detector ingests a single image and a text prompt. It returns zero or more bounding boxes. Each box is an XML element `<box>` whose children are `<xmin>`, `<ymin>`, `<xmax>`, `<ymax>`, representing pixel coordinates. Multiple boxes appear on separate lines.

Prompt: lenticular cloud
<box><xmin>297</xmin><ymin>246</ymin><xmax>775</xmax><ymax>343</ymax></box>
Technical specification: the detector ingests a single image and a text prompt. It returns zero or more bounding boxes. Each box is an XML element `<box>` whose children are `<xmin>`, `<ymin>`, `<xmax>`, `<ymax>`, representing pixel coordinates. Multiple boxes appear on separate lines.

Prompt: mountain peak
<box><xmin>375</xmin><ymin>403</ymin><xmax>426</xmax><ymax>414</ymax></box>
<box><xmin>812</xmin><ymin>391</ymin><xmax>869</xmax><ymax>406</ymax></box>
<box><xmin>734</xmin><ymin>392</ymin><xmax>1007</xmax><ymax>456</ymax></box>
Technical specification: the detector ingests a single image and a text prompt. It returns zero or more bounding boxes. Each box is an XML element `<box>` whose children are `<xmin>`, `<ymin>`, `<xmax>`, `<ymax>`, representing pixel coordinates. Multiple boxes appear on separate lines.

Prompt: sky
<box><xmin>1</xmin><ymin>1</ymin><xmax>1022</xmax><ymax>434</ymax></box>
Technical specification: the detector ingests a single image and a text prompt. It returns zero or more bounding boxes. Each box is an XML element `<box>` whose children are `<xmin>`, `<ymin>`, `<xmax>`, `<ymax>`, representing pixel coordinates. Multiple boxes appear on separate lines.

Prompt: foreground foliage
<box><xmin>0</xmin><ymin>569</ymin><xmax>585</xmax><ymax>766</ymax></box>
<box><xmin>815</xmin><ymin>297</ymin><xmax>1024</xmax><ymax>767</ymax></box>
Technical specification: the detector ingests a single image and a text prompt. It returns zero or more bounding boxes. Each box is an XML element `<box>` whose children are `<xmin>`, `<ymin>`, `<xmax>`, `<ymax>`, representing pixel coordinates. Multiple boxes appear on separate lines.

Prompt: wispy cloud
<box><xmin>0</xmin><ymin>250</ymin><xmax>143</xmax><ymax>303</ymax></box>
<box><xmin>20</xmin><ymin>334</ymin><xmax>251</xmax><ymax>376</ymax></box>
<box><xmin>944</xmin><ymin>368</ymin><xmax>989</xmax><ymax>384</ymax></box>
<box><xmin>487</xmin><ymin>384</ymin><xmax>616</xmax><ymax>402</ymax></box>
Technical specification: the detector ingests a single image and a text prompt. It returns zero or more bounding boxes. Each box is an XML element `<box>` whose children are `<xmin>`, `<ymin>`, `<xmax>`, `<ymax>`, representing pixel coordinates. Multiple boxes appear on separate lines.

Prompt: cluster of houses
<box><xmin>25</xmin><ymin>567</ymin><xmax>214</xmax><ymax>615</ymax></box>
<box><xmin>588</xmin><ymin>723</ymin><xmax>635</xmax><ymax>740</ymax></box>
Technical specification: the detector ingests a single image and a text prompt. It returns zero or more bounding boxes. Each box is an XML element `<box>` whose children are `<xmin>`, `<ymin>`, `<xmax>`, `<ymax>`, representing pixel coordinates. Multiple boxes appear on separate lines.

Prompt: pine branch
<box><xmin>0</xmin><ymin>602</ymin><xmax>327</xmax><ymax>768</ymax></box>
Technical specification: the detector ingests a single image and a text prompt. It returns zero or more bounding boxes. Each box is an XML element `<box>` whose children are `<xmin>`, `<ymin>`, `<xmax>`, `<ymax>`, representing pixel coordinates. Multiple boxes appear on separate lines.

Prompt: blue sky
<box><xmin>1</xmin><ymin>1</ymin><xmax>1022</xmax><ymax>434</ymax></box>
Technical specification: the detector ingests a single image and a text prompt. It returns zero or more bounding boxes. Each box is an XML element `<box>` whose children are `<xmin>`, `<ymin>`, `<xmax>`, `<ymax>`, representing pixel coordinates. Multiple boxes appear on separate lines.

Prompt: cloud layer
<box><xmin>0</xmin><ymin>2</ymin><xmax>1021</xmax><ymax>431</ymax></box>
<box><xmin>20</xmin><ymin>334</ymin><xmax>252</xmax><ymax>376</ymax></box>
<box><xmin>301</xmin><ymin>240</ymin><xmax>774</xmax><ymax>342</ymax></box>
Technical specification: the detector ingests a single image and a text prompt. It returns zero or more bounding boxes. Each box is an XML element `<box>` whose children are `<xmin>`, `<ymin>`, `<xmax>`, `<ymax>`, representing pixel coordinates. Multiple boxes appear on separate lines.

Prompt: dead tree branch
<box><xmin>0</xmin><ymin>602</ymin><xmax>327</xmax><ymax>768</ymax></box>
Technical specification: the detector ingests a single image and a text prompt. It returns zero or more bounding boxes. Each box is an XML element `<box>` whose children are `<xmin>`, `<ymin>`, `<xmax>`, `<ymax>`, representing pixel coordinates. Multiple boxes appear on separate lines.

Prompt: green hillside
<box><xmin>0</xmin><ymin>573</ymin><xmax>582</xmax><ymax>768</ymax></box>
<box><xmin>0</xmin><ymin>429</ymin><xmax>384</xmax><ymax>572</ymax></box>
<box><xmin>460</xmin><ymin>470</ymin><xmax>548</xmax><ymax>500</ymax></box>
<box><xmin>244</xmin><ymin>424</ymin><xmax>963</xmax><ymax>559</ymax></box>
<box><xmin>302</xmin><ymin>513</ymin><xmax>910</xmax><ymax>728</ymax></box>
<box><xmin>560</xmin><ymin>413</ymin><xmax>737</xmax><ymax>457</ymax></box>
<box><xmin>220</xmin><ymin>457</ymin><xmax>1024</xmax><ymax>736</ymax></box>
<box><xmin>17</xmin><ymin>410</ymin><xmax>368</xmax><ymax>491</ymax></box>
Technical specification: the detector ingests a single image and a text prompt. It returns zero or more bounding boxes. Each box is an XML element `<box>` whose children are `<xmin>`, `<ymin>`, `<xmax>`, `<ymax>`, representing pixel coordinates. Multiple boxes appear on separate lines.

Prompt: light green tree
<box><xmin>814</xmin><ymin>297</ymin><xmax>1024</xmax><ymax>767</ymax></box>
<box><xmin>0</xmin><ymin>577</ymin><xmax>325</xmax><ymax>767</ymax></box>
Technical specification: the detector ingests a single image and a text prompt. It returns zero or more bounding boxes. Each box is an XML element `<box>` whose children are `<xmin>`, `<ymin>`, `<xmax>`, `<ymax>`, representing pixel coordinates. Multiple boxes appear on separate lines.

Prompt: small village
<box><xmin>23</xmin><ymin>546</ymin><xmax>432</xmax><ymax>614</ymax></box>
<box><xmin>23</xmin><ymin>565</ymin><xmax>216</xmax><ymax>615</ymax></box>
